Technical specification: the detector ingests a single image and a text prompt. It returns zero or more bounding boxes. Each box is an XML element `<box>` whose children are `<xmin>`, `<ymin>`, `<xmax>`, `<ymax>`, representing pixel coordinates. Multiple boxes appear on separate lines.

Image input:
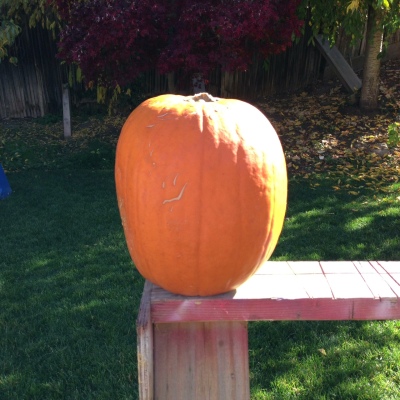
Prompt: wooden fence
<box><xmin>134</xmin><ymin>24</ymin><xmax>324</xmax><ymax>100</ymax></box>
<box><xmin>0</xmin><ymin>26</ymin><xmax>63</xmax><ymax>119</ymax></box>
<box><xmin>0</xmin><ymin>22</ymin><xmax>399</xmax><ymax>119</ymax></box>
<box><xmin>334</xmin><ymin>26</ymin><xmax>400</xmax><ymax>72</ymax></box>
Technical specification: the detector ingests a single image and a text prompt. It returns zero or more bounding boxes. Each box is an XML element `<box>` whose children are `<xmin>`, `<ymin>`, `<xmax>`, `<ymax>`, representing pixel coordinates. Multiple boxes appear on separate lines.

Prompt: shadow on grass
<box><xmin>249</xmin><ymin>319</ymin><xmax>400</xmax><ymax>399</ymax></box>
<box><xmin>0</xmin><ymin>170</ymin><xmax>142</xmax><ymax>399</ymax></box>
<box><xmin>251</xmin><ymin>177</ymin><xmax>400</xmax><ymax>399</ymax></box>
<box><xmin>273</xmin><ymin>178</ymin><xmax>400</xmax><ymax>261</ymax></box>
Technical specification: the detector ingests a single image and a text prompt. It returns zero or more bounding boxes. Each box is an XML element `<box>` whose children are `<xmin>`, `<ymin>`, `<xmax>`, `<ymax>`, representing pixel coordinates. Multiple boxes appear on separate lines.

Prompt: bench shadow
<box><xmin>249</xmin><ymin>178</ymin><xmax>400</xmax><ymax>398</ymax></box>
<box><xmin>249</xmin><ymin>318</ymin><xmax>400</xmax><ymax>398</ymax></box>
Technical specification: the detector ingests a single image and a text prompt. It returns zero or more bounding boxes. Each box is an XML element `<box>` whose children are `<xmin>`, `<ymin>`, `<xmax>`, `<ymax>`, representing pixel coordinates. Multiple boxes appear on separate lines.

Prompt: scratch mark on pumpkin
<box><xmin>199</xmin><ymin>109</ymin><xmax>204</xmax><ymax>132</ymax></box>
<box><xmin>158</xmin><ymin>113</ymin><xmax>169</xmax><ymax>118</ymax></box>
<box><xmin>147</xmin><ymin>124</ymin><xmax>155</xmax><ymax>128</ymax></box>
<box><xmin>162</xmin><ymin>181</ymin><xmax>166</xmax><ymax>189</ymax></box>
<box><xmin>163</xmin><ymin>183</ymin><xmax>187</xmax><ymax>205</ymax></box>
<box><xmin>173</xmin><ymin>174</ymin><xmax>178</xmax><ymax>186</ymax></box>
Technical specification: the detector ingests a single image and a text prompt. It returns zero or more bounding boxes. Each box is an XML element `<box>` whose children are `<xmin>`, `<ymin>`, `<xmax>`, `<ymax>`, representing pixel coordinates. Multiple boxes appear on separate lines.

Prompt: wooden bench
<box><xmin>137</xmin><ymin>261</ymin><xmax>400</xmax><ymax>399</ymax></box>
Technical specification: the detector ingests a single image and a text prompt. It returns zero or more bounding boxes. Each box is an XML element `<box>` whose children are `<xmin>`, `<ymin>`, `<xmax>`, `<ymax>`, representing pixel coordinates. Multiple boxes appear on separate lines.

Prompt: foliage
<box><xmin>388</xmin><ymin>122</ymin><xmax>400</xmax><ymax>148</ymax></box>
<box><xmin>0</xmin><ymin>0</ymin><xmax>57</xmax><ymax>28</ymax></box>
<box><xmin>300</xmin><ymin>0</ymin><xmax>400</xmax><ymax>109</ymax></box>
<box><xmin>53</xmin><ymin>0</ymin><xmax>303</xmax><ymax>87</ymax></box>
<box><xmin>0</xmin><ymin>0</ymin><xmax>60</xmax><ymax>62</ymax></box>
<box><xmin>0</xmin><ymin>18</ymin><xmax>19</xmax><ymax>62</ymax></box>
<box><xmin>301</xmin><ymin>0</ymin><xmax>400</xmax><ymax>48</ymax></box>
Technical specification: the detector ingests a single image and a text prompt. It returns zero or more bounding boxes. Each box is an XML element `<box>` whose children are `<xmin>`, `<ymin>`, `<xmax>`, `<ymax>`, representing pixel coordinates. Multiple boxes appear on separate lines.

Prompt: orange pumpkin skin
<box><xmin>115</xmin><ymin>93</ymin><xmax>287</xmax><ymax>296</ymax></box>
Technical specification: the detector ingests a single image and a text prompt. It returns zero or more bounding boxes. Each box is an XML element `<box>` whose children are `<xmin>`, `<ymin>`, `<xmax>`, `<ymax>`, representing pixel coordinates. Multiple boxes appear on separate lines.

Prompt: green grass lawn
<box><xmin>0</xmin><ymin>170</ymin><xmax>142</xmax><ymax>399</ymax></box>
<box><xmin>1</xmin><ymin>88</ymin><xmax>400</xmax><ymax>399</ymax></box>
<box><xmin>1</xmin><ymin>169</ymin><xmax>399</xmax><ymax>399</ymax></box>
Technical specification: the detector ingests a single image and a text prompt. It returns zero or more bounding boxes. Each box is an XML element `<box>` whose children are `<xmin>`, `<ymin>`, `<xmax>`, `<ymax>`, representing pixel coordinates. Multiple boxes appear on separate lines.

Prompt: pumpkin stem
<box><xmin>190</xmin><ymin>92</ymin><xmax>218</xmax><ymax>102</ymax></box>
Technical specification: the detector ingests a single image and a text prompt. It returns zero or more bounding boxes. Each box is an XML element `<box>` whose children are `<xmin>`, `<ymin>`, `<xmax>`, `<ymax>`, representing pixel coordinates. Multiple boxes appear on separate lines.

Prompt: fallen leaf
<box><xmin>318</xmin><ymin>348</ymin><xmax>327</xmax><ymax>356</ymax></box>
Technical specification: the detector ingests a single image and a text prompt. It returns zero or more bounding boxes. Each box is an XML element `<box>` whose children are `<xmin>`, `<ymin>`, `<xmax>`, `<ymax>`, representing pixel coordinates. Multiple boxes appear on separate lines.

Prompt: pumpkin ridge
<box><xmin>194</xmin><ymin>103</ymin><xmax>207</xmax><ymax>295</ymax></box>
<box><xmin>197</xmin><ymin>104</ymin><xmax>238</xmax><ymax>294</ymax></box>
<box><xmin>264</xmin><ymin>153</ymin><xmax>287</xmax><ymax>263</ymax></box>
<box><xmin>261</xmin><ymin>163</ymin><xmax>278</xmax><ymax>265</ymax></box>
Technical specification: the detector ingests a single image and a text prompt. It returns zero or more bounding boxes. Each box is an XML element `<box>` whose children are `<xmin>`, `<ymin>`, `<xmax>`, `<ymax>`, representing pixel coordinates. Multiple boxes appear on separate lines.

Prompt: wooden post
<box><xmin>137</xmin><ymin>281</ymin><xmax>154</xmax><ymax>400</ymax></box>
<box><xmin>137</xmin><ymin>281</ymin><xmax>250</xmax><ymax>400</ymax></box>
<box><xmin>62</xmin><ymin>84</ymin><xmax>72</xmax><ymax>139</ymax></box>
<box><xmin>153</xmin><ymin>321</ymin><xmax>249</xmax><ymax>400</ymax></box>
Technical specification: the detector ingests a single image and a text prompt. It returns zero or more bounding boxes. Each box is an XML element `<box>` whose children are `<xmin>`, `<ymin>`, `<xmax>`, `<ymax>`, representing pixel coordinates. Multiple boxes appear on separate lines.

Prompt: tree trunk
<box><xmin>360</xmin><ymin>5</ymin><xmax>384</xmax><ymax>110</ymax></box>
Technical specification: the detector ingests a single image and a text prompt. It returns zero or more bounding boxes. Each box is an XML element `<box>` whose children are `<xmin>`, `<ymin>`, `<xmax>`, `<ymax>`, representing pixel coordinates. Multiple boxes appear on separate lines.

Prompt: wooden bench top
<box><xmin>146</xmin><ymin>261</ymin><xmax>400</xmax><ymax>323</ymax></box>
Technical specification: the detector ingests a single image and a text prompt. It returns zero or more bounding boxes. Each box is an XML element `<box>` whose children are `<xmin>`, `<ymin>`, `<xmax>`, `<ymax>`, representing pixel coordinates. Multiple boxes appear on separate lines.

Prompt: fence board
<box><xmin>0</xmin><ymin>25</ymin><xmax>62</xmax><ymax>119</ymax></box>
<box><xmin>0</xmin><ymin>22</ymin><xmax>399</xmax><ymax>119</ymax></box>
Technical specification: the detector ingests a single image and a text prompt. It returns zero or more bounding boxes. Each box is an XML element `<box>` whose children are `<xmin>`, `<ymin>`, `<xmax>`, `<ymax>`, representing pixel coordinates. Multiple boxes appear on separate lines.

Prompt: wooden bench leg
<box><xmin>137</xmin><ymin>282</ymin><xmax>250</xmax><ymax>399</ymax></box>
<box><xmin>137</xmin><ymin>281</ymin><xmax>154</xmax><ymax>400</ymax></box>
<box><xmin>154</xmin><ymin>321</ymin><xmax>250</xmax><ymax>400</ymax></box>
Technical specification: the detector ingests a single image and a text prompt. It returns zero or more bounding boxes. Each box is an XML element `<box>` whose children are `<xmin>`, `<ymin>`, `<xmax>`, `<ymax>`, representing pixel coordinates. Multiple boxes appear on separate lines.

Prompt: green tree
<box><xmin>0</xmin><ymin>0</ymin><xmax>59</xmax><ymax>63</ymax></box>
<box><xmin>303</xmin><ymin>0</ymin><xmax>400</xmax><ymax>110</ymax></box>
<box><xmin>0</xmin><ymin>18</ymin><xmax>20</xmax><ymax>63</ymax></box>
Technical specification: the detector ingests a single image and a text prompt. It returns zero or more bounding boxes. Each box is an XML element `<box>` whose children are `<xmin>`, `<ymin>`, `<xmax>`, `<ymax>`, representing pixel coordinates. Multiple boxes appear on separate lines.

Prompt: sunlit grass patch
<box><xmin>250</xmin><ymin>319</ymin><xmax>400</xmax><ymax>400</ymax></box>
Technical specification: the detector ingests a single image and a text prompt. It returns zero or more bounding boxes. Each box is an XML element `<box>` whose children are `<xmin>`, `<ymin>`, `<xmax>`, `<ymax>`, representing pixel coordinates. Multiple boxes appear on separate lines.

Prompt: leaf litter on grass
<box><xmin>258</xmin><ymin>58</ymin><xmax>400</xmax><ymax>197</ymax></box>
<box><xmin>1</xmin><ymin>59</ymin><xmax>399</xmax><ymax>191</ymax></box>
<box><xmin>0</xmin><ymin>115</ymin><xmax>125</xmax><ymax>171</ymax></box>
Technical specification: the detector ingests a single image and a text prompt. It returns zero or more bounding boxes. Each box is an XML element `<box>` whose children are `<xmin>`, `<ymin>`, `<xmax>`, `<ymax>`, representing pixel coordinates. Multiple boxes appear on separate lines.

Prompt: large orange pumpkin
<box><xmin>115</xmin><ymin>93</ymin><xmax>287</xmax><ymax>296</ymax></box>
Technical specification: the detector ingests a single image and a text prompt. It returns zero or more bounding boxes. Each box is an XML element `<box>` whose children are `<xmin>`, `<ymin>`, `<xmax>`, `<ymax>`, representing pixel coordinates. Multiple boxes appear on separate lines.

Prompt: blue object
<box><xmin>0</xmin><ymin>164</ymin><xmax>11</xmax><ymax>199</ymax></box>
